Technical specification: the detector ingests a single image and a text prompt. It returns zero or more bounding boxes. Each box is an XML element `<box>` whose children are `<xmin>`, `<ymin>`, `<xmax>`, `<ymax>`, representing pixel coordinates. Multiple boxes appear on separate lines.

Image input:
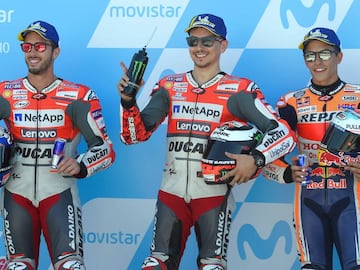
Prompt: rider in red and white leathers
<box><xmin>0</xmin><ymin>78</ymin><xmax>115</xmax><ymax>270</ymax></box>
<box><xmin>120</xmin><ymin>68</ymin><xmax>295</xmax><ymax>268</ymax></box>
<box><xmin>0</xmin><ymin>21</ymin><xmax>115</xmax><ymax>270</ymax></box>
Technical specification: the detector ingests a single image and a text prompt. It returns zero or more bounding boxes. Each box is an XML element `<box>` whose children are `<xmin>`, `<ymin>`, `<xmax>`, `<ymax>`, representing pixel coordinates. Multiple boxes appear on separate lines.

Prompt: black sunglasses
<box><xmin>186</xmin><ymin>36</ymin><xmax>223</xmax><ymax>47</ymax></box>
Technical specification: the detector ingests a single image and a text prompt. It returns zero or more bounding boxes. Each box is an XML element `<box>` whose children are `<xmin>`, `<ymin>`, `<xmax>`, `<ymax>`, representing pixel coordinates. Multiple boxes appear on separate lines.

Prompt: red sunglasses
<box><xmin>20</xmin><ymin>42</ymin><xmax>53</xmax><ymax>53</ymax></box>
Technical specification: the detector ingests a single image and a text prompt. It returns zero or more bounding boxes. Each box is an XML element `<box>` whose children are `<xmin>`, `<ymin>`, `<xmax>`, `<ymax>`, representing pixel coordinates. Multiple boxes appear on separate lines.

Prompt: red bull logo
<box><xmin>317</xmin><ymin>147</ymin><xmax>345</xmax><ymax>166</ymax></box>
<box><xmin>327</xmin><ymin>167</ymin><xmax>345</xmax><ymax>177</ymax></box>
<box><xmin>306</xmin><ymin>179</ymin><xmax>347</xmax><ymax>189</ymax></box>
<box><xmin>327</xmin><ymin>179</ymin><xmax>347</xmax><ymax>189</ymax></box>
<box><xmin>338</xmin><ymin>152</ymin><xmax>360</xmax><ymax>165</ymax></box>
<box><xmin>311</xmin><ymin>167</ymin><xmax>325</xmax><ymax>177</ymax></box>
<box><xmin>310</xmin><ymin>166</ymin><xmax>345</xmax><ymax>179</ymax></box>
<box><xmin>306</xmin><ymin>180</ymin><xmax>325</xmax><ymax>189</ymax></box>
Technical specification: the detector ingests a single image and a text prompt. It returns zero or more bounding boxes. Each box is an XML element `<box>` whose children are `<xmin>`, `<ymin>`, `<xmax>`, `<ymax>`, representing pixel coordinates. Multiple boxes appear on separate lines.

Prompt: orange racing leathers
<box><xmin>120</xmin><ymin>72</ymin><xmax>295</xmax><ymax>269</ymax></box>
<box><xmin>262</xmin><ymin>79</ymin><xmax>360</xmax><ymax>269</ymax></box>
<box><xmin>0</xmin><ymin>78</ymin><xmax>115</xmax><ymax>269</ymax></box>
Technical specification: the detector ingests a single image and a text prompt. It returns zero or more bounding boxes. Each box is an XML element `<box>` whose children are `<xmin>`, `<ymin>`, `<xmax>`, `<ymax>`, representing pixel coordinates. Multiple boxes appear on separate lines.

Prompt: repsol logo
<box><xmin>299</xmin><ymin>111</ymin><xmax>337</xmax><ymax>123</ymax></box>
<box><xmin>168</xmin><ymin>141</ymin><xmax>206</xmax><ymax>154</ymax></box>
<box><xmin>17</xmin><ymin>147</ymin><xmax>52</xmax><ymax>159</ymax></box>
<box><xmin>87</xmin><ymin>149</ymin><xmax>108</xmax><ymax>164</ymax></box>
<box><xmin>176</xmin><ymin>121</ymin><xmax>211</xmax><ymax>133</ymax></box>
<box><xmin>172</xmin><ymin>102</ymin><xmax>222</xmax><ymax>122</ymax></box>
<box><xmin>21</xmin><ymin>129</ymin><xmax>57</xmax><ymax>138</ymax></box>
<box><xmin>264</xmin><ymin>130</ymin><xmax>285</xmax><ymax>147</ymax></box>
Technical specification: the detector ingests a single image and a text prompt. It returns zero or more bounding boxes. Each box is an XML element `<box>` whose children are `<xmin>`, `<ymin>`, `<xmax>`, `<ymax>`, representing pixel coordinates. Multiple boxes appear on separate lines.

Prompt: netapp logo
<box><xmin>176</xmin><ymin>121</ymin><xmax>211</xmax><ymax>133</ymax></box>
<box><xmin>172</xmin><ymin>101</ymin><xmax>222</xmax><ymax>122</ymax></box>
<box><xmin>13</xmin><ymin>109</ymin><xmax>65</xmax><ymax>128</ymax></box>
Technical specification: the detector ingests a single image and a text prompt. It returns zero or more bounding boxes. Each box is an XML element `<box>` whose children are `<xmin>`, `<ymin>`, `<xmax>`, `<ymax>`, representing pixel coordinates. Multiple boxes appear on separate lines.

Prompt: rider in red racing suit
<box><xmin>0</xmin><ymin>21</ymin><xmax>115</xmax><ymax>270</ymax></box>
<box><xmin>119</xmin><ymin>14</ymin><xmax>296</xmax><ymax>270</ymax></box>
<box><xmin>120</xmin><ymin>72</ymin><xmax>295</xmax><ymax>269</ymax></box>
<box><xmin>262</xmin><ymin>27</ymin><xmax>360</xmax><ymax>270</ymax></box>
<box><xmin>118</xmin><ymin>14</ymin><xmax>295</xmax><ymax>269</ymax></box>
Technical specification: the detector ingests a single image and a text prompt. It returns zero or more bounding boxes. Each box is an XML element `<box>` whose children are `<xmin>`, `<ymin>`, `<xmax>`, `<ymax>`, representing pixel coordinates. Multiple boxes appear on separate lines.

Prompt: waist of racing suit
<box><xmin>6</xmin><ymin>139</ymin><xmax>81</xmax><ymax>205</ymax></box>
<box><xmin>160</xmin><ymin>135</ymin><xmax>230</xmax><ymax>201</ymax></box>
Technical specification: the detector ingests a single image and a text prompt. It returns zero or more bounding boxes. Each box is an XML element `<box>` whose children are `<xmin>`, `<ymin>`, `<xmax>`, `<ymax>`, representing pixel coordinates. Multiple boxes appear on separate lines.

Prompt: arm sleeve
<box><xmin>0</xmin><ymin>95</ymin><xmax>11</xmax><ymax>119</ymax></box>
<box><xmin>262</xmin><ymin>95</ymin><xmax>299</xmax><ymax>184</ymax></box>
<box><xmin>66</xmin><ymin>89</ymin><xmax>115</xmax><ymax>178</ymax></box>
<box><xmin>120</xmin><ymin>87</ymin><xmax>170</xmax><ymax>144</ymax></box>
<box><xmin>262</xmin><ymin>158</ymin><xmax>294</xmax><ymax>184</ymax></box>
<box><xmin>227</xmin><ymin>85</ymin><xmax>296</xmax><ymax>165</ymax></box>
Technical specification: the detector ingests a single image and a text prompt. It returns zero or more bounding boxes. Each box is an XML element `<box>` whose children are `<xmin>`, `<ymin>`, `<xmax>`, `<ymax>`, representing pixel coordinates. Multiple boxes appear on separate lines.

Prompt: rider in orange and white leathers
<box><xmin>0</xmin><ymin>78</ymin><xmax>115</xmax><ymax>269</ymax></box>
<box><xmin>262</xmin><ymin>27</ymin><xmax>360</xmax><ymax>270</ymax></box>
<box><xmin>120</xmin><ymin>71</ymin><xmax>296</xmax><ymax>269</ymax></box>
<box><xmin>263</xmin><ymin>79</ymin><xmax>360</xmax><ymax>270</ymax></box>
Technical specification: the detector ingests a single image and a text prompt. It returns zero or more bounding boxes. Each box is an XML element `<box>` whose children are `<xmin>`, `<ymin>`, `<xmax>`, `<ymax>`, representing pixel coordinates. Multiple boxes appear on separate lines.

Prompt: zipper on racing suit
<box><xmin>185</xmin><ymin>89</ymin><xmax>201</xmax><ymax>203</ymax></box>
<box><xmin>310</xmin><ymin>80</ymin><xmax>344</xmax><ymax>206</ymax></box>
<box><xmin>322</xmin><ymin>102</ymin><xmax>328</xmax><ymax>205</ymax></box>
<box><xmin>34</xmin><ymin>95</ymin><xmax>40</xmax><ymax>203</ymax></box>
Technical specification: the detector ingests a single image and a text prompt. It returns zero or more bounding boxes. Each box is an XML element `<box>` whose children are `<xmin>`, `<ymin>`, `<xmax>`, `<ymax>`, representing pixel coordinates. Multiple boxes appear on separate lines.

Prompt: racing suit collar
<box><xmin>24</xmin><ymin>77</ymin><xmax>62</xmax><ymax>93</ymax></box>
<box><xmin>187</xmin><ymin>71</ymin><xmax>226</xmax><ymax>88</ymax></box>
<box><xmin>309</xmin><ymin>78</ymin><xmax>344</xmax><ymax>96</ymax></box>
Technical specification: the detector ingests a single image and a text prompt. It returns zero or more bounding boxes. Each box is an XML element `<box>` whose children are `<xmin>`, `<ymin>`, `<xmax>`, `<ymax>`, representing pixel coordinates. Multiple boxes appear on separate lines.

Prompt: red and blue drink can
<box><xmin>297</xmin><ymin>154</ymin><xmax>310</xmax><ymax>185</ymax></box>
<box><xmin>51</xmin><ymin>138</ymin><xmax>66</xmax><ymax>169</ymax></box>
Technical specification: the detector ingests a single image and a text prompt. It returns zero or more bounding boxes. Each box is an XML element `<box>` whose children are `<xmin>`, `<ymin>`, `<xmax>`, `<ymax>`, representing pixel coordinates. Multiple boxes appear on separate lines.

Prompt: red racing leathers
<box><xmin>120</xmin><ymin>72</ymin><xmax>295</xmax><ymax>269</ymax></box>
<box><xmin>0</xmin><ymin>78</ymin><xmax>115</xmax><ymax>269</ymax></box>
<box><xmin>262</xmin><ymin>79</ymin><xmax>360</xmax><ymax>270</ymax></box>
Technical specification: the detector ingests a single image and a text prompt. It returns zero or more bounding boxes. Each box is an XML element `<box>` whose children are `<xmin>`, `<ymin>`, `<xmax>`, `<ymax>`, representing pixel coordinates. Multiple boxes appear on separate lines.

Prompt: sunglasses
<box><xmin>304</xmin><ymin>49</ymin><xmax>337</xmax><ymax>62</ymax></box>
<box><xmin>186</xmin><ymin>36</ymin><xmax>223</xmax><ymax>47</ymax></box>
<box><xmin>20</xmin><ymin>42</ymin><xmax>53</xmax><ymax>53</ymax></box>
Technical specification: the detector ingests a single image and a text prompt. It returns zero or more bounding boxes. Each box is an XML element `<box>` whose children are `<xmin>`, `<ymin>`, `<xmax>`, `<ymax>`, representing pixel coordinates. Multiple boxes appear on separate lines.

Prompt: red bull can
<box><xmin>297</xmin><ymin>154</ymin><xmax>310</xmax><ymax>185</ymax></box>
<box><xmin>51</xmin><ymin>138</ymin><xmax>66</xmax><ymax>169</ymax></box>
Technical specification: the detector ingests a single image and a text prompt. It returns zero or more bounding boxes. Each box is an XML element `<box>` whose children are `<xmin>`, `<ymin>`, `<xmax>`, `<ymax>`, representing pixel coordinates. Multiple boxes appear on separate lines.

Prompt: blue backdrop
<box><xmin>0</xmin><ymin>0</ymin><xmax>359</xmax><ymax>269</ymax></box>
